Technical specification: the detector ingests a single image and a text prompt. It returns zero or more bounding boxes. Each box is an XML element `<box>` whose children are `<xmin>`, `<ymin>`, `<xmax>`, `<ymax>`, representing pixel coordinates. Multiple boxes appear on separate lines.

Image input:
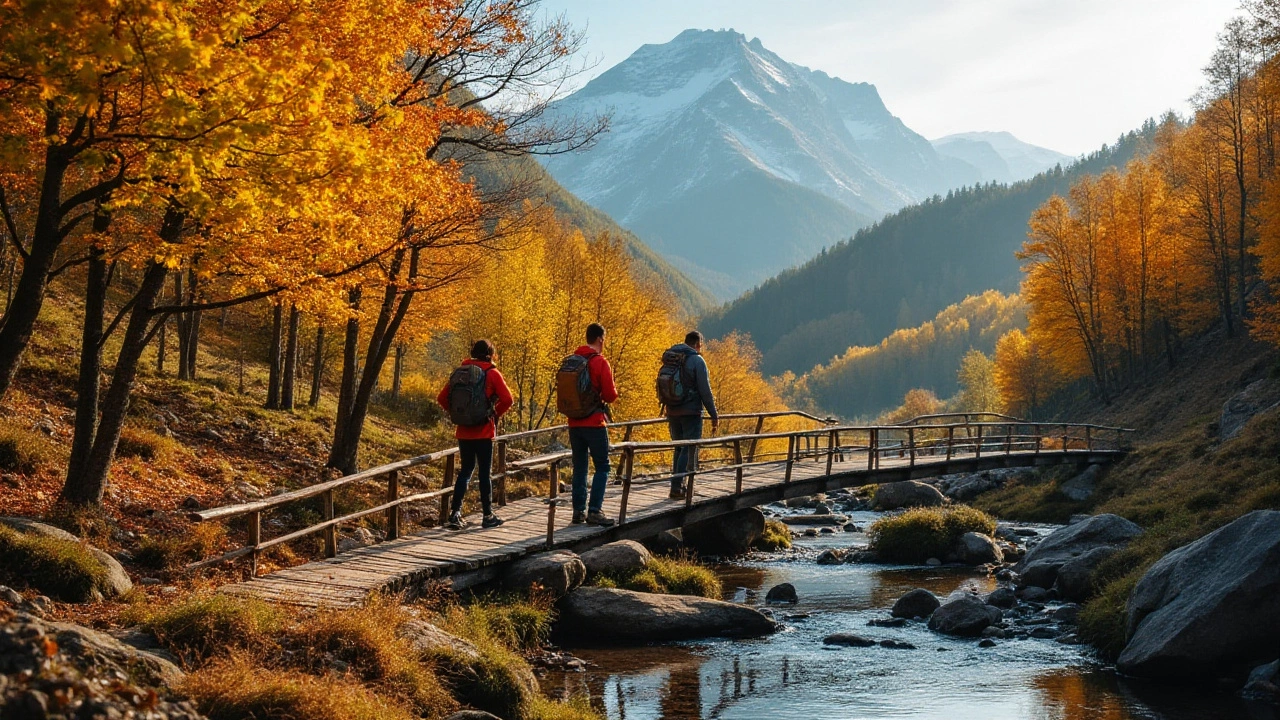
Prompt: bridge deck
<box><xmin>221</xmin><ymin>446</ymin><xmax>1120</xmax><ymax>607</ymax></box>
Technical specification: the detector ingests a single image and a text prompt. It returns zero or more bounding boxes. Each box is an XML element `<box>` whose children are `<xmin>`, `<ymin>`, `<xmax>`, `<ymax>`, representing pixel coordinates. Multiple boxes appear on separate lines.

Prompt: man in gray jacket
<box><xmin>661</xmin><ymin>331</ymin><xmax>718</xmax><ymax>499</ymax></box>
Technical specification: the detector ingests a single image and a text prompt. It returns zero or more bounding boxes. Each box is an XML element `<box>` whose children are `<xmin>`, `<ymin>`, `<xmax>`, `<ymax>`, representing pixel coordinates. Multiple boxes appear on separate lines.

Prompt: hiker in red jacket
<box><xmin>436</xmin><ymin>339</ymin><xmax>513</xmax><ymax>530</ymax></box>
<box><xmin>557</xmin><ymin>323</ymin><xmax>619</xmax><ymax>526</ymax></box>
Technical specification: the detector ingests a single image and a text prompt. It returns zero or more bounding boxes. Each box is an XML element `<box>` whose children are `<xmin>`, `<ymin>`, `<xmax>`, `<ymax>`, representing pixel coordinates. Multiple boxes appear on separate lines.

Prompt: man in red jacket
<box><xmin>568</xmin><ymin>323</ymin><xmax>618</xmax><ymax>526</ymax></box>
<box><xmin>436</xmin><ymin>339</ymin><xmax>514</xmax><ymax>530</ymax></box>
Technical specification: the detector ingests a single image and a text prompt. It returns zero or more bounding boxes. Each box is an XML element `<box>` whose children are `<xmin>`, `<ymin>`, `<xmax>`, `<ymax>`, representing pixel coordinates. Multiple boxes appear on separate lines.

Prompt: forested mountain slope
<box><xmin>702</xmin><ymin>121</ymin><xmax>1162</xmax><ymax>376</ymax></box>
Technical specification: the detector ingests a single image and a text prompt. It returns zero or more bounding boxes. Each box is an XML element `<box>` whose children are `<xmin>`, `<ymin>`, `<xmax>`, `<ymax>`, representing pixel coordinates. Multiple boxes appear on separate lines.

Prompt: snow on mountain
<box><xmin>932</xmin><ymin>131</ymin><xmax>1073</xmax><ymax>183</ymax></box>
<box><xmin>540</xmin><ymin>29</ymin><xmax>980</xmax><ymax>299</ymax></box>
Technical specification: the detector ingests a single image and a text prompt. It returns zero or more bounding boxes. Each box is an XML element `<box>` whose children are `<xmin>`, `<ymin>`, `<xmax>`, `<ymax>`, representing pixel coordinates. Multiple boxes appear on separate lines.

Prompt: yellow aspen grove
<box><xmin>993</xmin><ymin>329</ymin><xmax>1060</xmax><ymax>419</ymax></box>
<box><xmin>955</xmin><ymin>349</ymin><xmax>1002</xmax><ymax>414</ymax></box>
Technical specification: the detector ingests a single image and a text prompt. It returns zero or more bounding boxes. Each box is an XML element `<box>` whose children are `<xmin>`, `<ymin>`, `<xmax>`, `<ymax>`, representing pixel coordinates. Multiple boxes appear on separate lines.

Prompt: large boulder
<box><xmin>891</xmin><ymin>588</ymin><xmax>940</xmax><ymax>619</ymax></box>
<box><xmin>398</xmin><ymin>619</ymin><xmax>481</xmax><ymax>660</ymax></box>
<box><xmin>933</xmin><ymin>468</ymin><xmax>1032</xmax><ymax>502</ymax></box>
<box><xmin>1054</xmin><ymin>546</ymin><xmax>1118</xmax><ymax>602</ymax></box>
<box><xmin>682</xmin><ymin>508</ymin><xmax>765</xmax><ymax>557</ymax></box>
<box><xmin>1219</xmin><ymin>378</ymin><xmax>1280</xmax><ymax>440</ymax></box>
<box><xmin>927</xmin><ymin>596</ymin><xmax>1002</xmax><ymax>637</ymax></box>
<box><xmin>0</xmin><ymin>517</ymin><xmax>133</xmax><ymax>602</ymax></box>
<box><xmin>1017</xmin><ymin>513</ymin><xmax>1142</xmax><ymax>589</ymax></box>
<box><xmin>1058</xmin><ymin>465</ymin><xmax>1102</xmax><ymax>502</ymax></box>
<box><xmin>872</xmin><ymin>481</ymin><xmax>945</xmax><ymax>511</ymax></box>
<box><xmin>765</xmin><ymin>583</ymin><xmax>798</xmax><ymax>604</ymax></box>
<box><xmin>580</xmin><ymin>540</ymin><xmax>651</xmax><ymax>576</ymax></box>
<box><xmin>556</xmin><ymin>587</ymin><xmax>776</xmax><ymax>644</ymax></box>
<box><xmin>502</xmin><ymin>551</ymin><xmax>585</xmax><ymax>598</ymax></box>
<box><xmin>953</xmin><ymin>532</ymin><xmax>1003</xmax><ymax>565</ymax></box>
<box><xmin>1118</xmin><ymin>510</ymin><xmax>1280</xmax><ymax>679</ymax></box>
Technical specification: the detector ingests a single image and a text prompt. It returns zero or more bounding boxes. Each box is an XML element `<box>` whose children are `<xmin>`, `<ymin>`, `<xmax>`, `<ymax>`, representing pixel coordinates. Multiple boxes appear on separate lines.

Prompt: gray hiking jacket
<box><xmin>663</xmin><ymin>344</ymin><xmax>718</xmax><ymax>420</ymax></box>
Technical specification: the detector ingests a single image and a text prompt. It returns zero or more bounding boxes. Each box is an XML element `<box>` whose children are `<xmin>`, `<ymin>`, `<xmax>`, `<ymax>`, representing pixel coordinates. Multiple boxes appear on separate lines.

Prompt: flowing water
<box><xmin>542</xmin><ymin>511</ymin><xmax>1274</xmax><ymax>720</ymax></box>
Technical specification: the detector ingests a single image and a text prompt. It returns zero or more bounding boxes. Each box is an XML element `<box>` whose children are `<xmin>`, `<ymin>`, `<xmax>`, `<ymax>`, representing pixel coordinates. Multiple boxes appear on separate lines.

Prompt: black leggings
<box><xmin>452</xmin><ymin>439</ymin><xmax>493</xmax><ymax>515</ymax></box>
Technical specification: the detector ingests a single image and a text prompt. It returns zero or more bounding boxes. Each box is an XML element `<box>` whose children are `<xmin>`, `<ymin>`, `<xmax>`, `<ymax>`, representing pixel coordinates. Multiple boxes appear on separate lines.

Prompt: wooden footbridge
<box><xmin>188</xmin><ymin>412</ymin><xmax>1133</xmax><ymax>607</ymax></box>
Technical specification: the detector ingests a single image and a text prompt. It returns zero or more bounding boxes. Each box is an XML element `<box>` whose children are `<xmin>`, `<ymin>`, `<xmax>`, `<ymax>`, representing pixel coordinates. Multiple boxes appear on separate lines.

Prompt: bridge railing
<box><xmin>187</xmin><ymin>412</ymin><xmax>1133</xmax><ymax>577</ymax></box>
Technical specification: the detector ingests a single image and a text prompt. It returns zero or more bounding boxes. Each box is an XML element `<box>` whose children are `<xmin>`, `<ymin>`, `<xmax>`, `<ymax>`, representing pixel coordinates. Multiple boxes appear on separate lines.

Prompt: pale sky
<box><xmin>539</xmin><ymin>0</ymin><xmax>1241</xmax><ymax>156</ymax></box>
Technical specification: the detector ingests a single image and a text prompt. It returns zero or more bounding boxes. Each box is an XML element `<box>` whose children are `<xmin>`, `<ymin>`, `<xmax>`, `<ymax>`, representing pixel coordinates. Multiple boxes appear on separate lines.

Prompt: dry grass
<box><xmin>970</xmin><ymin>465</ymin><xmax>1087</xmax><ymax>523</ymax></box>
<box><xmin>0</xmin><ymin>524</ymin><xmax>113</xmax><ymax>602</ymax></box>
<box><xmin>133</xmin><ymin>523</ymin><xmax>226</xmax><ymax>571</ymax></box>
<box><xmin>753</xmin><ymin>519</ymin><xmax>793</xmax><ymax>551</ymax></box>
<box><xmin>589</xmin><ymin>553</ymin><xmax>721</xmax><ymax>598</ymax></box>
<box><xmin>125</xmin><ymin>592</ymin><xmax>284</xmax><ymax>663</ymax></box>
<box><xmin>867</xmin><ymin>505</ymin><xmax>997</xmax><ymax>564</ymax></box>
<box><xmin>0</xmin><ymin>418</ymin><xmax>60</xmax><ymax>475</ymax></box>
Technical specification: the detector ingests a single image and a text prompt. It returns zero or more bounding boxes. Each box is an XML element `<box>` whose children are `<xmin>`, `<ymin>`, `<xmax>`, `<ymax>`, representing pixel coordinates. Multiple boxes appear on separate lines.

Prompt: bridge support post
<box><xmin>1005</xmin><ymin>426</ymin><xmax>1013</xmax><ymax>455</ymax></box>
<box><xmin>248</xmin><ymin>510</ymin><xmax>260</xmax><ymax>578</ymax></box>
<box><xmin>826</xmin><ymin>430</ymin><xmax>837</xmax><ymax>475</ymax></box>
<box><xmin>618</xmin><ymin>449</ymin><xmax>635</xmax><ymax>524</ymax></box>
<box><xmin>440</xmin><ymin>454</ymin><xmax>456</xmax><ymax>526</ymax></box>
<box><xmin>322</xmin><ymin>489</ymin><xmax>336</xmax><ymax>559</ymax></box>
<box><xmin>386</xmin><ymin>470</ymin><xmax>400</xmax><ymax>541</ymax></box>
<box><xmin>785</xmin><ymin>436</ymin><xmax>795</xmax><ymax>483</ymax></box>
<box><xmin>1034</xmin><ymin>424</ymin><xmax>1041</xmax><ymax>454</ymax></box>
<box><xmin>733</xmin><ymin>440</ymin><xmax>744</xmax><ymax>494</ymax></box>
<box><xmin>975</xmin><ymin>425</ymin><xmax>983</xmax><ymax>459</ymax></box>
<box><xmin>747</xmin><ymin>415</ymin><xmax>765</xmax><ymax>462</ymax></box>
<box><xmin>545</xmin><ymin>460</ymin><xmax>560</xmax><ymax>548</ymax></box>
<box><xmin>908</xmin><ymin>427</ymin><xmax>915</xmax><ymax>467</ymax></box>
<box><xmin>946</xmin><ymin>426</ymin><xmax>954</xmax><ymax>462</ymax></box>
<box><xmin>1085</xmin><ymin>426</ymin><xmax>1092</xmax><ymax>451</ymax></box>
<box><xmin>685</xmin><ymin>448</ymin><xmax>698</xmax><ymax>509</ymax></box>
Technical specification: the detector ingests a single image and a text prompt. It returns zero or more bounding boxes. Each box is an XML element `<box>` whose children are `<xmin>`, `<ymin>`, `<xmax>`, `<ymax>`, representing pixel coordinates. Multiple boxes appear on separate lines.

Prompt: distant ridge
<box><xmin>932</xmin><ymin>131</ymin><xmax>1073</xmax><ymax>184</ymax></box>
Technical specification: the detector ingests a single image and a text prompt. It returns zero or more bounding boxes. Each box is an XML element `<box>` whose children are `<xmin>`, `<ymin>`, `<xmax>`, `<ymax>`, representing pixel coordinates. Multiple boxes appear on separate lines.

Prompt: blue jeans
<box><xmin>569</xmin><ymin>427</ymin><xmax>610</xmax><ymax>513</ymax></box>
<box><xmin>668</xmin><ymin>415</ymin><xmax>702</xmax><ymax>492</ymax></box>
<box><xmin>451</xmin><ymin>439</ymin><xmax>493</xmax><ymax>515</ymax></box>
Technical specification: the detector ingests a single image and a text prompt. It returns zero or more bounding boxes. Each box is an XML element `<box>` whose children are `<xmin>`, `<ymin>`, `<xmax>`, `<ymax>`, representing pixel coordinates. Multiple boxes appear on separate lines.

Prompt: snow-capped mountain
<box><xmin>931</xmin><ymin>132</ymin><xmax>1073</xmax><ymax>184</ymax></box>
<box><xmin>541</xmin><ymin>29</ymin><xmax>981</xmax><ymax>299</ymax></box>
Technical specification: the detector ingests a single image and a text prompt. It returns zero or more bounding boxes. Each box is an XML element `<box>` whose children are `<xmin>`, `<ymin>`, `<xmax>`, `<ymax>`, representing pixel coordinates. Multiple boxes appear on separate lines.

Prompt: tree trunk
<box><xmin>391</xmin><ymin>343</ymin><xmax>405</xmax><ymax>399</ymax></box>
<box><xmin>61</xmin><ymin>208</ymin><xmax>183</xmax><ymax>505</ymax></box>
<box><xmin>183</xmin><ymin>306</ymin><xmax>200</xmax><ymax>380</ymax></box>
<box><xmin>65</xmin><ymin>240</ymin><xmax>108</xmax><ymax>487</ymax></box>
<box><xmin>281</xmin><ymin>305</ymin><xmax>300</xmax><ymax>410</ymax></box>
<box><xmin>308</xmin><ymin>325</ymin><xmax>325</xmax><ymax>407</ymax></box>
<box><xmin>265</xmin><ymin>303</ymin><xmax>284</xmax><ymax>409</ymax></box>
<box><xmin>329</xmin><ymin>288</ymin><xmax>361</xmax><ymax>470</ymax></box>
<box><xmin>155</xmin><ymin>320</ymin><xmax>166</xmax><ymax>375</ymax></box>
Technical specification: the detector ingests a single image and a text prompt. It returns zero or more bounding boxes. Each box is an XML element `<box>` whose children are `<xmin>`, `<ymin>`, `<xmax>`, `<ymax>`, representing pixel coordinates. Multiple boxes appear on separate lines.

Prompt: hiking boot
<box><xmin>587</xmin><ymin>510</ymin><xmax>615</xmax><ymax>527</ymax></box>
<box><xmin>668</xmin><ymin>488</ymin><xmax>686</xmax><ymax>500</ymax></box>
<box><xmin>571</xmin><ymin>511</ymin><xmax>587</xmax><ymax>525</ymax></box>
<box><xmin>447</xmin><ymin>511</ymin><xmax>465</xmax><ymax>530</ymax></box>
<box><xmin>482</xmin><ymin>514</ymin><xmax>504</xmax><ymax>529</ymax></box>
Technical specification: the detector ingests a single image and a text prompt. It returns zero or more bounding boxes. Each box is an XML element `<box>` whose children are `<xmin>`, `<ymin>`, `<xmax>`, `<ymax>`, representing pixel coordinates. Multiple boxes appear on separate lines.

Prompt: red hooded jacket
<box><xmin>567</xmin><ymin>345</ymin><xmax>618</xmax><ymax>428</ymax></box>
<box><xmin>436</xmin><ymin>359</ymin><xmax>514</xmax><ymax>440</ymax></box>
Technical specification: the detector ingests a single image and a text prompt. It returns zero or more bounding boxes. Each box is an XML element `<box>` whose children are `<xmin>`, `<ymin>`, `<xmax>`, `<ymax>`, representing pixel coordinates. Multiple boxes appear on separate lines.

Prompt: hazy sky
<box><xmin>539</xmin><ymin>0</ymin><xmax>1241</xmax><ymax>156</ymax></box>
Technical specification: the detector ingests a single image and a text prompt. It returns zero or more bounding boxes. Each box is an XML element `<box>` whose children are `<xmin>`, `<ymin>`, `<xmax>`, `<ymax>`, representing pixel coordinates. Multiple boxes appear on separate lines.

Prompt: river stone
<box><xmin>556</xmin><ymin>587</ymin><xmax>776</xmax><ymax>644</ymax></box>
<box><xmin>891</xmin><ymin>588</ymin><xmax>941</xmax><ymax>619</ymax></box>
<box><xmin>954</xmin><ymin>532</ymin><xmax>1003</xmax><ymax>565</ymax></box>
<box><xmin>823</xmin><ymin>633</ymin><xmax>876</xmax><ymax>647</ymax></box>
<box><xmin>0</xmin><ymin>517</ymin><xmax>133</xmax><ymax>602</ymax></box>
<box><xmin>1118</xmin><ymin>510</ymin><xmax>1280</xmax><ymax>679</ymax></box>
<box><xmin>682</xmin><ymin>508</ymin><xmax>765</xmax><ymax>557</ymax></box>
<box><xmin>502</xmin><ymin>551</ymin><xmax>585</xmax><ymax>598</ymax></box>
<box><xmin>1059</xmin><ymin>464</ymin><xmax>1102</xmax><ymax>502</ymax></box>
<box><xmin>985</xmin><ymin>587</ymin><xmax>1017</xmax><ymax>609</ymax></box>
<box><xmin>641</xmin><ymin>529</ymin><xmax>683</xmax><ymax>556</ymax></box>
<box><xmin>765</xmin><ymin>583</ymin><xmax>798</xmax><ymax>604</ymax></box>
<box><xmin>872</xmin><ymin>481</ymin><xmax>946</xmax><ymax>511</ymax></box>
<box><xmin>1053</xmin><ymin>546</ymin><xmax>1118</xmax><ymax>602</ymax></box>
<box><xmin>398</xmin><ymin>619</ymin><xmax>481</xmax><ymax>660</ymax></box>
<box><xmin>1017</xmin><ymin>513</ymin><xmax>1142</xmax><ymax>589</ymax></box>
<box><xmin>1244</xmin><ymin>660</ymin><xmax>1280</xmax><ymax>698</ymax></box>
<box><xmin>46</xmin><ymin>619</ymin><xmax>185</xmax><ymax>688</ymax></box>
<box><xmin>927</xmin><ymin>596</ymin><xmax>1003</xmax><ymax>637</ymax></box>
<box><xmin>1219</xmin><ymin>378</ymin><xmax>1280</xmax><ymax>440</ymax></box>
<box><xmin>580</xmin><ymin>540</ymin><xmax>651</xmax><ymax>576</ymax></box>
<box><xmin>779</xmin><ymin>514</ymin><xmax>849</xmax><ymax>526</ymax></box>
<box><xmin>815</xmin><ymin>549</ymin><xmax>844</xmax><ymax>565</ymax></box>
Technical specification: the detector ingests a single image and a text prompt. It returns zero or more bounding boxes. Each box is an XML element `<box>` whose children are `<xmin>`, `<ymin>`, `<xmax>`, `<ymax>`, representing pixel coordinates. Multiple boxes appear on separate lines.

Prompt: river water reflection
<box><xmin>542</xmin><ymin>516</ymin><xmax>1275</xmax><ymax>720</ymax></box>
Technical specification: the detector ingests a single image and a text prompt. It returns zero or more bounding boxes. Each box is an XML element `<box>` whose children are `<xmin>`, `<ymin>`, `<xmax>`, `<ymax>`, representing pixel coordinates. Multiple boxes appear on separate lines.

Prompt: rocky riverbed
<box><xmin>539</xmin><ymin>511</ymin><xmax>1275</xmax><ymax>720</ymax></box>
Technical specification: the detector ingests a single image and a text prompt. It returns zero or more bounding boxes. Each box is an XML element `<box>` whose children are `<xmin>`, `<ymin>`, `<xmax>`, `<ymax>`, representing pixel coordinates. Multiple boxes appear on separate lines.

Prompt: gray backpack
<box><xmin>447</xmin><ymin>365</ymin><xmax>492</xmax><ymax>427</ymax></box>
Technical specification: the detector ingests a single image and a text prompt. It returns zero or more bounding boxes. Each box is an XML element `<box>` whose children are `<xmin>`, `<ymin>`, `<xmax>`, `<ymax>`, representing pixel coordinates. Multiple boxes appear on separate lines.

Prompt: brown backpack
<box><xmin>556</xmin><ymin>352</ymin><xmax>601</xmax><ymax>419</ymax></box>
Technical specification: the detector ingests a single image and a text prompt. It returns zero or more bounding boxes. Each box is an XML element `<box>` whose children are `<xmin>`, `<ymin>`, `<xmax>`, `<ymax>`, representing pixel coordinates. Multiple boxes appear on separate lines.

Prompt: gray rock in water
<box><xmin>1220</xmin><ymin>378</ymin><xmax>1280</xmax><ymax>440</ymax></box>
<box><xmin>1052</xmin><ymin>604</ymin><xmax>1081</xmax><ymax>624</ymax></box>
<box><xmin>1059</xmin><ymin>464</ymin><xmax>1102</xmax><ymax>502</ymax></box>
<box><xmin>891</xmin><ymin>588</ymin><xmax>941</xmax><ymax>619</ymax></box>
<box><xmin>641</xmin><ymin>528</ymin><xmax>684</xmax><ymax>556</ymax></box>
<box><xmin>823</xmin><ymin>633</ymin><xmax>876</xmax><ymax>647</ymax></box>
<box><xmin>872</xmin><ymin>481</ymin><xmax>946</xmax><ymax>511</ymax></box>
<box><xmin>1053</xmin><ymin>546</ymin><xmax>1118</xmax><ymax>602</ymax></box>
<box><xmin>1118</xmin><ymin>510</ymin><xmax>1280</xmax><ymax>679</ymax></box>
<box><xmin>1017</xmin><ymin>586</ymin><xmax>1051</xmax><ymax>603</ymax></box>
<box><xmin>556</xmin><ymin>587</ymin><xmax>776</xmax><ymax>644</ymax></box>
<box><xmin>815</xmin><ymin>549</ymin><xmax>844</xmax><ymax>565</ymax></box>
<box><xmin>0</xmin><ymin>517</ymin><xmax>133</xmax><ymax>602</ymax></box>
<box><xmin>1017</xmin><ymin>513</ymin><xmax>1142</xmax><ymax>589</ymax></box>
<box><xmin>503</xmin><ymin>551</ymin><xmax>585</xmax><ymax>598</ymax></box>
<box><xmin>868</xmin><ymin>617</ymin><xmax>907</xmax><ymax>628</ymax></box>
<box><xmin>765</xmin><ymin>583</ymin><xmax>798</xmax><ymax>604</ymax></box>
<box><xmin>928</xmin><ymin>596</ymin><xmax>1002</xmax><ymax>637</ymax></box>
<box><xmin>780</xmin><ymin>514</ymin><xmax>849</xmax><ymax>526</ymax></box>
<box><xmin>683</xmin><ymin>508</ymin><xmax>765</xmax><ymax>556</ymax></box>
<box><xmin>1243</xmin><ymin>660</ymin><xmax>1280</xmax><ymax>699</ymax></box>
<box><xmin>925</xmin><ymin>557</ymin><xmax>942</xmax><ymax>566</ymax></box>
<box><xmin>580</xmin><ymin>540</ymin><xmax>651</xmax><ymax>576</ymax></box>
<box><xmin>880</xmin><ymin>639</ymin><xmax>917</xmax><ymax>649</ymax></box>
<box><xmin>985</xmin><ymin>587</ymin><xmax>1017</xmax><ymax>609</ymax></box>
<box><xmin>953</xmin><ymin>532</ymin><xmax>1004</xmax><ymax>565</ymax></box>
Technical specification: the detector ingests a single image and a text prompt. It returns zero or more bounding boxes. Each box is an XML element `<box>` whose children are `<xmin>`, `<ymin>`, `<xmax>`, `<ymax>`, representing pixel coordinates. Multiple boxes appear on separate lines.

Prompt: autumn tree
<box><xmin>954</xmin><ymin>349</ymin><xmax>1002</xmax><ymax>414</ymax></box>
<box><xmin>993</xmin><ymin>329</ymin><xmax>1059</xmax><ymax>419</ymax></box>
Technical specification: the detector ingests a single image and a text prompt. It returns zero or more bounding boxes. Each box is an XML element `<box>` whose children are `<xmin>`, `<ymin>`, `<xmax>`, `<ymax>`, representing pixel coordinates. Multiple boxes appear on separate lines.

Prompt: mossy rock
<box><xmin>0</xmin><ymin>517</ymin><xmax>132</xmax><ymax>602</ymax></box>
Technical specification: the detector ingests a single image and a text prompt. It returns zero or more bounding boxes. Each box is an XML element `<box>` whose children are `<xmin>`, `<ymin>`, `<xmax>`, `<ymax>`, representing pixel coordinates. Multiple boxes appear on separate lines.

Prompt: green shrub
<box><xmin>867</xmin><ymin>505</ymin><xmax>997</xmax><ymax>564</ymax></box>
<box><xmin>753</xmin><ymin>519</ymin><xmax>792</xmax><ymax>551</ymax></box>
<box><xmin>185</xmin><ymin>655</ymin><xmax>417</xmax><ymax>720</ymax></box>
<box><xmin>0</xmin><ymin>421</ymin><xmax>58</xmax><ymax>474</ymax></box>
<box><xmin>127</xmin><ymin>593</ymin><xmax>284</xmax><ymax>663</ymax></box>
<box><xmin>589</xmin><ymin>554</ymin><xmax>721</xmax><ymax>598</ymax></box>
<box><xmin>1077</xmin><ymin>573</ymin><xmax>1140</xmax><ymax>661</ymax></box>
<box><xmin>0</xmin><ymin>524</ymin><xmax>112</xmax><ymax>602</ymax></box>
<box><xmin>440</xmin><ymin>596</ymin><xmax>554</xmax><ymax>652</ymax></box>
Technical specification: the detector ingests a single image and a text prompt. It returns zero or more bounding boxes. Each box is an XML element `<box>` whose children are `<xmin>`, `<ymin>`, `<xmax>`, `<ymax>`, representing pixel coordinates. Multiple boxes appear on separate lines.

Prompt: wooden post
<box><xmin>496</xmin><ymin>440</ymin><xmax>508</xmax><ymax>507</ymax></box>
<box><xmin>733</xmin><ymin>439</ymin><xmax>744</xmax><ymax>494</ymax></box>
<box><xmin>386</xmin><ymin>470</ymin><xmax>400</xmax><ymax>541</ymax></box>
<box><xmin>439</xmin><ymin>453</ymin><xmax>456</xmax><ymax>525</ymax></box>
<box><xmin>322</xmin><ymin>489</ymin><xmax>336</xmax><ymax>558</ymax></box>
<box><xmin>1085</xmin><ymin>426</ymin><xmax>1092</xmax><ymax>452</ymax></box>
<box><xmin>747</xmin><ymin>415</ymin><xmax>766</xmax><ymax>462</ymax></box>
<box><xmin>825</xmin><ymin>430</ymin><xmax>837</xmax><ymax>475</ymax></box>
<box><xmin>1005</xmin><ymin>426</ymin><xmax>1013</xmax><ymax>455</ymax></box>
<box><xmin>247</xmin><ymin>510</ymin><xmax>261</xmax><ymax>578</ymax></box>
<box><xmin>550</xmin><ymin>459</ymin><xmax>560</xmax><ymax>497</ymax></box>
<box><xmin>685</xmin><ymin>445</ymin><xmax>698</xmax><ymax>509</ymax></box>
<box><xmin>546</xmin><ymin>464</ymin><xmax>558</xmax><ymax>548</ymax></box>
<box><xmin>975</xmin><ymin>424</ymin><xmax>983</xmax><ymax>459</ymax></box>
<box><xmin>784</xmin><ymin>435</ymin><xmax>795</xmax><ymax>483</ymax></box>
<box><xmin>868</xmin><ymin>429</ymin><xmax>877</xmax><ymax>471</ymax></box>
<box><xmin>908</xmin><ymin>427</ymin><xmax>916</xmax><ymax>467</ymax></box>
<box><xmin>1034</xmin><ymin>424</ymin><xmax>1041</xmax><ymax>454</ymax></box>
<box><xmin>618</xmin><ymin>449</ymin><xmax>635</xmax><ymax>524</ymax></box>
<box><xmin>946</xmin><ymin>426</ymin><xmax>954</xmax><ymax>462</ymax></box>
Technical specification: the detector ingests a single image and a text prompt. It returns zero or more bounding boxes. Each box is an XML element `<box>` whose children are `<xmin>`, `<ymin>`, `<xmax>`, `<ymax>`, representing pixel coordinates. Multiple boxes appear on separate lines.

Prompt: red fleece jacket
<box><xmin>436</xmin><ymin>359</ymin><xmax>513</xmax><ymax>440</ymax></box>
<box><xmin>567</xmin><ymin>345</ymin><xmax>618</xmax><ymax>428</ymax></box>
